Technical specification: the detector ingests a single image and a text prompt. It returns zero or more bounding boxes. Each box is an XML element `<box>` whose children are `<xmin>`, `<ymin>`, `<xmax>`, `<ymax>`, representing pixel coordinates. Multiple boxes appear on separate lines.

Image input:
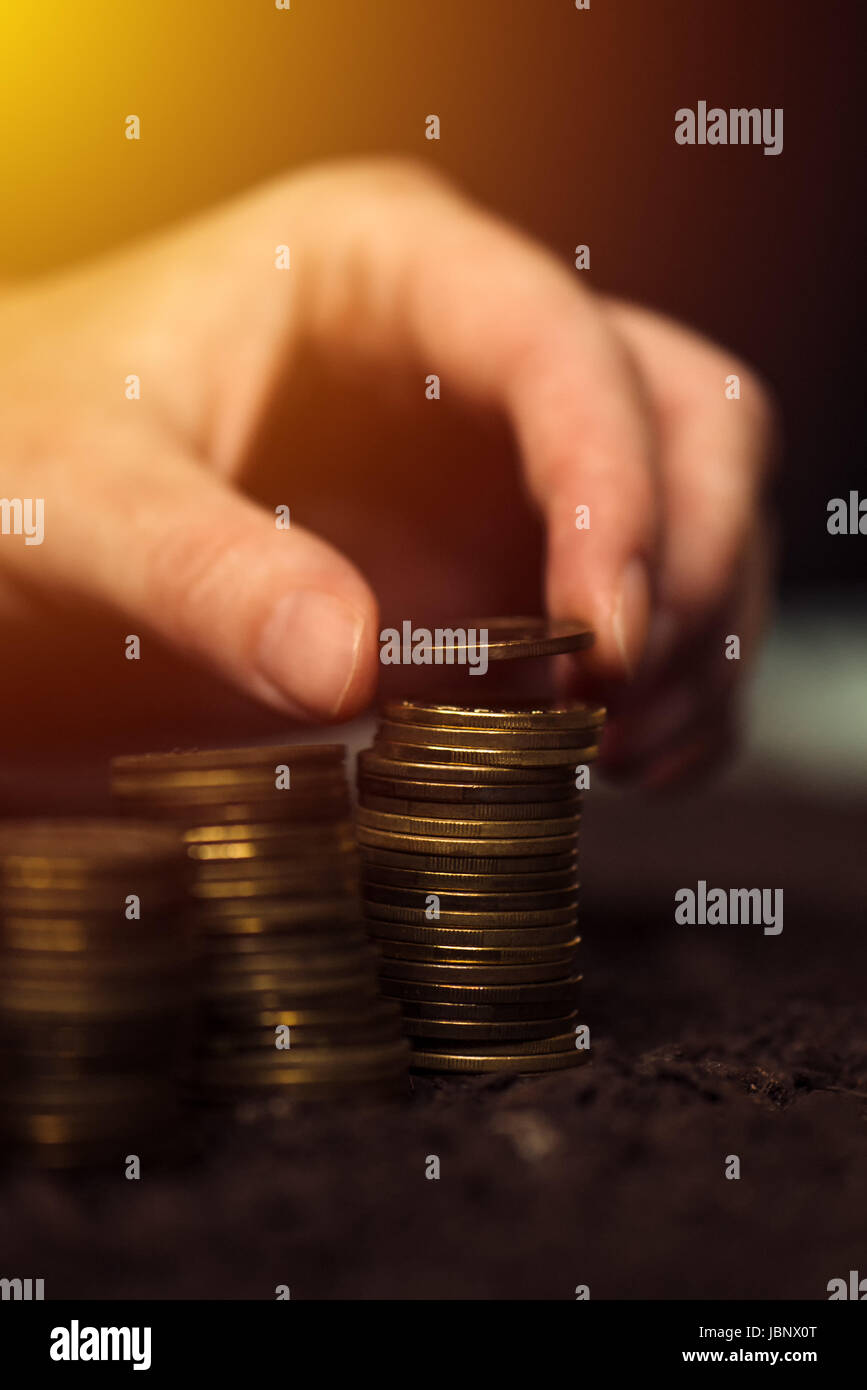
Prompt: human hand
<box><xmin>0</xmin><ymin>159</ymin><xmax>776</xmax><ymax>784</ymax></box>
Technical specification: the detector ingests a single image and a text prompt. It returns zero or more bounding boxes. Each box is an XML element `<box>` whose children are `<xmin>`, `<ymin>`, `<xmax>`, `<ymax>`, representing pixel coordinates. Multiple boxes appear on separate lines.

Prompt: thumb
<box><xmin>16</xmin><ymin>438</ymin><xmax>379</xmax><ymax>720</ymax></box>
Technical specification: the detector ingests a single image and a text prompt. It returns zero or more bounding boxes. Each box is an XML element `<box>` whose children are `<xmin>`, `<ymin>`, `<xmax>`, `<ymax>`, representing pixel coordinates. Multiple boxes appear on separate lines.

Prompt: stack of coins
<box><xmin>357</xmin><ymin>698</ymin><xmax>605</xmax><ymax>1073</ymax></box>
<box><xmin>112</xmin><ymin>744</ymin><xmax>409</xmax><ymax>1106</ymax></box>
<box><xmin>0</xmin><ymin>820</ymin><xmax>193</xmax><ymax>1169</ymax></box>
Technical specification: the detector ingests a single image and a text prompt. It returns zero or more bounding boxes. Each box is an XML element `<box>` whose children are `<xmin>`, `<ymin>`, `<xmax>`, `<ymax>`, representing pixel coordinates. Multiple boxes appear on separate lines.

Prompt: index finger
<box><xmin>253</xmin><ymin>161</ymin><xmax>662</xmax><ymax>677</ymax></box>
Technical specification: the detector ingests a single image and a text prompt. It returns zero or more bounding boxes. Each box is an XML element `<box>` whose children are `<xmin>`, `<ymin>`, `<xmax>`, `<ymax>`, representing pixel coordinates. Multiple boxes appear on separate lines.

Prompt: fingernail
<box><xmin>611</xmin><ymin>558</ymin><xmax>651</xmax><ymax>678</ymax></box>
<box><xmin>257</xmin><ymin>590</ymin><xmax>366</xmax><ymax>718</ymax></box>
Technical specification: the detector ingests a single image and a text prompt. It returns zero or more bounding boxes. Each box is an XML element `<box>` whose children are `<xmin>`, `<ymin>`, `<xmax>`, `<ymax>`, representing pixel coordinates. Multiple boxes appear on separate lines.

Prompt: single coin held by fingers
<box><xmin>429</xmin><ymin>617</ymin><xmax>595</xmax><ymax>661</ymax></box>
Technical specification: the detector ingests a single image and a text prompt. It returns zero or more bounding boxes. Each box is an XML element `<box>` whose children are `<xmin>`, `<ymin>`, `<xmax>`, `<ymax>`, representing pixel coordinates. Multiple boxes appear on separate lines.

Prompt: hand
<box><xmin>0</xmin><ymin>158</ymin><xmax>776</xmax><ymax>784</ymax></box>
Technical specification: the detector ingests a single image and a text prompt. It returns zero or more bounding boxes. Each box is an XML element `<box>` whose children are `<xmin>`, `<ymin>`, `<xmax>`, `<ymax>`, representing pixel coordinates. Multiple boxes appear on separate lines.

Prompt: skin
<box><xmin>0</xmin><ymin>158</ymin><xmax>777</xmax><ymax>785</ymax></box>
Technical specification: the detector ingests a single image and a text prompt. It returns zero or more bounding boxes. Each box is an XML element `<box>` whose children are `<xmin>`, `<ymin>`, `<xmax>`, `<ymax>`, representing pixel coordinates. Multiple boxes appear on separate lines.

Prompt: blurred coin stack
<box><xmin>112</xmin><ymin>744</ymin><xmax>409</xmax><ymax>1106</ymax></box>
<box><xmin>357</xmin><ymin>700</ymin><xmax>605</xmax><ymax>1073</ymax></box>
<box><xmin>0</xmin><ymin>820</ymin><xmax>193</xmax><ymax>1169</ymax></box>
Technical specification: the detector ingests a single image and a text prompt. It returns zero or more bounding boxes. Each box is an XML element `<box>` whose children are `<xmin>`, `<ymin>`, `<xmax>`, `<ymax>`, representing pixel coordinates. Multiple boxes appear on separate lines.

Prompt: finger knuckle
<box><xmin>305</xmin><ymin>154</ymin><xmax>452</xmax><ymax>204</ymax></box>
<box><xmin>359</xmin><ymin>154</ymin><xmax>452</xmax><ymax>196</ymax></box>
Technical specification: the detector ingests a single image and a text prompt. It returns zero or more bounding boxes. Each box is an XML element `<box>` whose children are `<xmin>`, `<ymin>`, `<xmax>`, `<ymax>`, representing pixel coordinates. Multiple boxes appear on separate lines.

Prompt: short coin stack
<box><xmin>357</xmin><ymin>700</ymin><xmax>605</xmax><ymax>1073</ymax></box>
<box><xmin>0</xmin><ymin>820</ymin><xmax>193</xmax><ymax>1169</ymax></box>
<box><xmin>112</xmin><ymin>743</ymin><xmax>409</xmax><ymax>1106</ymax></box>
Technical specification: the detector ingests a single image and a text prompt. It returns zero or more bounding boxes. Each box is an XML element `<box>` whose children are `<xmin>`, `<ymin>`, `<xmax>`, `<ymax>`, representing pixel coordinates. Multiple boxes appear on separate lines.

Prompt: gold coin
<box><xmin>0</xmin><ymin>1112</ymin><xmax>171</xmax><ymax>1144</ymax></box>
<box><xmin>0</xmin><ymin>887</ymin><xmax>187</xmax><ymax>915</ymax></box>
<box><xmin>112</xmin><ymin>783</ymin><xmax>350</xmax><ymax>814</ymax></box>
<box><xmin>358</xmin><ymin>794</ymin><xmax>579</xmax><ymax>822</ymax></box>
<box><xmin>205</xmin><ymin>947</ymin><xmax>372</xmax><ymax>975</ymax></box>
<box><xmin>364</xmin><ymin>902</ymin><xmax>577</xmax><ymax>928</ymax></box>
<box><xmin>358</xmin><ymin>774</ymin><xmax>581</xmax><ymax>805</ymax></box>
<box><xmin>192</xmin><ymin>859</ymin><xmax>353</xmax><ymax>887</ymax></box>
<box><xmin>184</xmin><ymin>819</ymin><xmax>354</xmax><ymax>844</ymax></box>
<box><xmin>202</xmin><ymin>970</ymin><xmax>378</xmax><ymax>999</ymax></box>
<box><xmin>3</xmin><ymin>952</ymin><xmax>191</xmax><ymax>981</ymax></box>
<box><xmin>409</xmin><ymin>1048</ymin><xmax>590</xmax><ymax>1074</ymax></box>
<box><xmin>364</xmin><ymin>921</ymin><xmax>577</xmax><ymax>948</ymax></box>
<box><xmin>214</xmin><ymin>965</ymin><xmax>372</xmax><ymax>995</ymax></box>
<box><xmin>11</xmin><ymin>1052</ymin><xmax>180</xmax><ymax>1082</ymax></box>
<box><xmin>187</xmin><ymin>833</ymin><xmax>350</xmax><ymax>862</ymax></box>
<box><xmin>363</xmin><ymin>884</ymin><xmax>579</xmax><ymax>911</ymax></box>
<box><xmin>425</xmin><ymin>618</ymin><xmax>594</xmax><ymax>661</ymax></box>
<box><xmin>358</xmin><ymin>750</ymin><xmax>576</xmax><ymax>786</ymax></box>
<box><xmin>410</xmin><ymin>1030</ymin><xmax>583</xmax><ymax>1057</ymax></box>
<box><xmin>197</xmin><ymin>1073</ymin><xmax>405</xmax><ymax>1096</ymax></box>
<box><xmin>377</xmin><ymin>720</ymin><xmax>599</xmax><ymax>751</ymax></box>
<box><xmin>195</xmin><ymin>895</ymin><xmax>359</xmax><ymax>921</ymax></box>
<box><xmin>1</xmin><ymin>919</ymin><xmax>191</xmax><ymax>952</ymax></box>
<box><xmin>207</xmin><ymin>929</ymin><xmax>369</xmax><ymax>956</ymax></box>
<box><xmin>383</xmin><ymin>699</ymin><xmax>605</xmax><ymax>731</ymax></box>
<box><xmin>200</xmin><ymin>1016</ymin><xmax>405</xmax><ymax>1052</ymax></box>
<box><xmin>0</xmin><ymin>820</ymin><xmax>185</xmax><ymax>878</ymax></box>
<box><xmin>197</xmin><ymin>1051</ymin><xmax>408</xmax><ymax>1087</ymax></box>
<box><xmin>379</xmin><ymin>958</ymin><xmax>574</xmax><ymax>985</ymax></box>
<box><xmin>356</xmin><ymin>808</ymin><xmax>581</xmax><ymax>839</ymax></box>
<box><xmin>199</xmin><ymin>1038</ymin><xmax>409</xmax><ymax>1070</ymax></box>
<box><xmin>205</xmin><ymin>959</ymin><xmax>375</xmax><ymax>988</ymax></box>
<box><xmin>197</xmin><ymin>1079</ymin><xmax>406</xmax><ymax>1108</ymax></box>
<box><xmin>192</xmin><ymin>876</ymin><xmax>354</xmax><ymax>900</ymax></box>
<box><xmin>357</xmin><ymin>826</ymin><xmax>578</xmax><ymax>857</ymax></box>
<box><xmin>1</xmin><ymin>985</ymin><xmax>191</xmax><ymax>1019</ymax></box>
<box><xmin>396</xmin><ymin>999</ymin><xmax>576</xmax><ymax>1022</ymax></box>
<box><xmin>403</xmin><ymin>1012</ymin><xmax>577</xmax><ymax>1041</ymax></box>
<box><xmin>120</xmin><ymin>799</ymin><xmax>345</xmax><ymax>826</ymax></box>
<box><xmin>205</xmin><ymin>1000</ymin><xmax>402</xmax><ymax>1030</ymax></box>
<box><xmin>112</xmin><ymin>765</ymin><xmax>347</xmax><ymax>791</ymax></box>
<box><xmin>375</xmin><ymin>739</ymin><xmax>598</xmax><ymax>768</ymax></box>
<box><xmin>359</xmin><ymin>846</ymin><xmax>577</xmax><ymax>874</ymax></box>
<box><xmin>197</xmin><ymin>919</ymin><xmax>360</xmax><ymax>944</ymax></box>
<box><xmin>378</xmin><ymin>936</ymin><xmax>580</xmax><ymax>965</ymax></box>
<box><xmin>382</xmin><ymin>975</ymin><xmax>581</xmax><ymax>1006</ymax></box>
<box><xmin>3</xmin><ymin>1013</ymin><xmax>189</xmax><ymax>1053</ymax></box>
<box><xmin>112</xmin><ymin>743</ymin><xmax>346</xmax><ymax>774</ymax></box>
<box><xmin>200</xmin><ymin>921</ymin><xmax>361</xmax><ymax>947</ymax></box>
<box><xmin>3</xmin><ymin>1075</ymin><xmax>175</xmax><ymax>1108</ymax></box>
<box><xmin>361</xmin><ymin>865</ymin><xmax>579</xmax><ymax>892</ymax></box>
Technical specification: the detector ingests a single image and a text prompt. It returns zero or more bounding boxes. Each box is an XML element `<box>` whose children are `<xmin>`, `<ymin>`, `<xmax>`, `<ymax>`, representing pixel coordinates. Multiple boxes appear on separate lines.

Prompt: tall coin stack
<box><xmin>0</xmin><ymin>820</ymin><xmax>193</xmax><ymax>1169</ymax></box>
<box><xmin>112</xmin><ymin>744</ymin><xmax>409</xmax><ymax>1106</ymax></box>
<box><xmin>357</xmin><ymin>698</ymin><xmax>605</xmax><ymax>1073</ymax></box>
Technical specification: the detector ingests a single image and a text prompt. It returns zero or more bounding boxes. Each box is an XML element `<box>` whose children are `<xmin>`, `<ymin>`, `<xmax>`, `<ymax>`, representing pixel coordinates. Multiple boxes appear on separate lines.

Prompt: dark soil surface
<box><xmin>2</xmin><ymin>780</ymin><xmax>865</xmax><ymax>1300</ymax></box>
